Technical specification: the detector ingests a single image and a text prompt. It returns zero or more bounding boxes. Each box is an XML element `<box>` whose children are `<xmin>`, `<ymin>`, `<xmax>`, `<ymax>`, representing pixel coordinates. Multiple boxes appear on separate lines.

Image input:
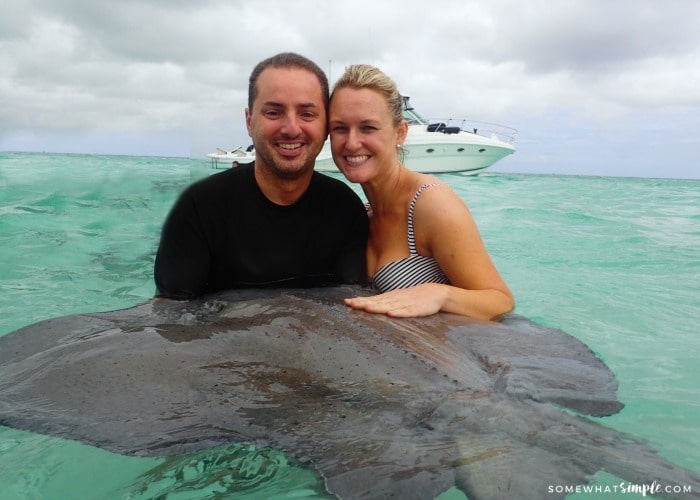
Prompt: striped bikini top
<box><xmin>372</xmin><ymin>183</ymin><xmax>450</xmax><ymax>292</ymax></box>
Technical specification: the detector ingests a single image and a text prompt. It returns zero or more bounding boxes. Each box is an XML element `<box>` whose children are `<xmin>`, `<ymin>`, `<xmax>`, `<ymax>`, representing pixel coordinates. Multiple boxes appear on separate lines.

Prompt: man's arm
<box><xmin>153</xmin><ymin>192</ymin><xmax>211</xmax><ymax>299</ymax></box>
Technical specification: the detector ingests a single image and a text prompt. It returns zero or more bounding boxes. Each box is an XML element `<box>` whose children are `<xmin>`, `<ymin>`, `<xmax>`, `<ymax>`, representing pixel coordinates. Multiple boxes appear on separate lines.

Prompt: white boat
<box><xmin>208</xmin><ymin>96</ymin><xmax>516</xmax><ymax>174</ymax></box>
<box><xmin>206</xmin><ymin>146</ymin><xmax>255</xmax><ymax>168</ymax></box>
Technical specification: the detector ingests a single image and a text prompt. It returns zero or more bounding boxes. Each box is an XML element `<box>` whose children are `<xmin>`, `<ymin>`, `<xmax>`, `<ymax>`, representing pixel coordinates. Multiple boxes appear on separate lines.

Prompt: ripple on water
<box><xmin>1</xmin><ymin>154</ymin><xmax>699</xmax><ymax>497</ymax></box>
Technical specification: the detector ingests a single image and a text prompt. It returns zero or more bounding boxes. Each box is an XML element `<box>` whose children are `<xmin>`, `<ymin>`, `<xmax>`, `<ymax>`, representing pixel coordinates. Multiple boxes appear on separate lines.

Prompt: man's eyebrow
<box><xmin>260</xmin><ymin>100</ymin><xmax>284</xmax><ymax>108</ymax></box>
<box><xmin>259</xmin><ymin>101</ymin><xmax>319</xmax><ymax>109</ymax></box>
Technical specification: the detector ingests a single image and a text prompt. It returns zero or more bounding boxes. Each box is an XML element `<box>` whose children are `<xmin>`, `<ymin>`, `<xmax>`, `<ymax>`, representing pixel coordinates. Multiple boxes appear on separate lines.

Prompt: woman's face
<box><xmin>329</xmin><ymin>87</ymin><xmax>406</xmax><ymax>184</ymax></box>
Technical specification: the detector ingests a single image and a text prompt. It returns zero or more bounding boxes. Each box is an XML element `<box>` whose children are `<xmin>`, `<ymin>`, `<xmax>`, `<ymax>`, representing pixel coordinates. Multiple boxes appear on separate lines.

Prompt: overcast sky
<box><xmin>2</xmin><ymin>0</ymin><xmax>699</xmax><ymax>178</ymax></box>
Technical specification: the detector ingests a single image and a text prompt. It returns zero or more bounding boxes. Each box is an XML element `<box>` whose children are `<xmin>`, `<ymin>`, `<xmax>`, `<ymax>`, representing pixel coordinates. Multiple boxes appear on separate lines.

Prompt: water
<box><xmin>1</xmin><ymin>152</ymin><xmax>698</xmax><ymax>499</ymax></box>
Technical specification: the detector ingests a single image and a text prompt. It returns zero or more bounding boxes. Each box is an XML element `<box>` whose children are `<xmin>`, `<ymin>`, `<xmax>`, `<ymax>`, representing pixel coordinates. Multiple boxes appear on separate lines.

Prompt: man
<box><xmin>154</xmin><ymin>53</ymin><xmax>369</xmax><ymax>300</ymax></box>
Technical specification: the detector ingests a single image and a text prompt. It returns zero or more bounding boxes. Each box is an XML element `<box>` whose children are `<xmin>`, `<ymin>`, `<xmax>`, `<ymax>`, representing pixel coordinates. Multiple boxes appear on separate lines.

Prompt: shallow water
<box><xmin>1</xmin><ymin>152</ymin><xmax>698</xmax><ymax>498</ymax></box>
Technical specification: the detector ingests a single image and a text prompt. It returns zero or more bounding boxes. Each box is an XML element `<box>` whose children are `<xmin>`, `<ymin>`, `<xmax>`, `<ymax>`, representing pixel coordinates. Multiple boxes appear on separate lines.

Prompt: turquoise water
<box><xmin>0</xmin><ymin>152</ymin><xmax>698</xmax><ymax>499</ymax></box>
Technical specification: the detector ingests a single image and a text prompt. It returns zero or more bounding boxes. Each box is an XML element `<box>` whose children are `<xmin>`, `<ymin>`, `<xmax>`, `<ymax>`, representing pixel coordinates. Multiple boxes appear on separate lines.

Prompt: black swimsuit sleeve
<box><xmin>153</xmin><ymin>189</ymin><xmax>211</xmax><ymax>299</ymax></box>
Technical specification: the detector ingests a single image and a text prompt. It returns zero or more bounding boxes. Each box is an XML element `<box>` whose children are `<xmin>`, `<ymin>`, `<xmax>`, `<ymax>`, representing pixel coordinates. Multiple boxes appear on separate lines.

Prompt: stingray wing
<box><xmin>2</xmin><ymin>286</ymin><xmax>663</xmax><ymax>500</ymax></box>
<box><xmin>0</xmin><ymin>291</ymin><xmax>463</xmax><ymax>498</ymax></box>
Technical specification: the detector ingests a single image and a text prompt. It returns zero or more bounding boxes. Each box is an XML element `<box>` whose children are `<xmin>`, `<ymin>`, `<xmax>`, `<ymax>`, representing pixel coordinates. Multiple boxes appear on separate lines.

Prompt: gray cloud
<box><xmin>2</xmin><ymin>0</ymin><xmax>699</xmax><ymax>177</ymax></box>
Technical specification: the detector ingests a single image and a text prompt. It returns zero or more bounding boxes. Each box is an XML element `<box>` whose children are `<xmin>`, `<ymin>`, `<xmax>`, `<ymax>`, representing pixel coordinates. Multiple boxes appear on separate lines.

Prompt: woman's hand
<box><xmin>346</xmin><ymin>282</ymin><xmax>514</xmax><ymax>320</ymax></box>
<box><xmin>344</xmin><ymin>283</ymin><xmax>448</xmax><ymax>318</ymax></box>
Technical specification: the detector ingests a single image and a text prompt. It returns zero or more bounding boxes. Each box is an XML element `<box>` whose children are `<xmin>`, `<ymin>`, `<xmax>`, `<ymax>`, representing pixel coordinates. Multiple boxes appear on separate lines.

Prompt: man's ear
<box><xmin>245</xmin><ymin>108</ymin><xmax>252</xmax><ymax>137</ymax></box>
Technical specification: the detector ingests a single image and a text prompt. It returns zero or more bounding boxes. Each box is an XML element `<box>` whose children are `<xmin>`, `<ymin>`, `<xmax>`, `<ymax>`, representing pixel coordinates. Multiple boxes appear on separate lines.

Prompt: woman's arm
<box><xmin>344</xmin><ymin>185</ymin><xmax>513</xmax><ymax>319</ymax></box>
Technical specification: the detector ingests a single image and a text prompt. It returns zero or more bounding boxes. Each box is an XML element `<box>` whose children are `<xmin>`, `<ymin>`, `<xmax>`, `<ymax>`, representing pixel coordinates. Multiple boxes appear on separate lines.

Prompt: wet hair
<box><xmin>330</xmin><ymin>64</ymin><xmax>404</xmax><ymax>127</ymax></box>
<box><xmin>248</xmin><ymin>52</ymin><xmax>329</xmax><ymax>112</ymax></box>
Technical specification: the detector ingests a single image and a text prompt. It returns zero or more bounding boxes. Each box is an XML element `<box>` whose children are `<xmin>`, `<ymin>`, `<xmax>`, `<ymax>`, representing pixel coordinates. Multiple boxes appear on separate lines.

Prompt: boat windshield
<box><xmin>402</xmin><ymin>95</ymin><xmax>428</xmax><ymax>125</ymax></box>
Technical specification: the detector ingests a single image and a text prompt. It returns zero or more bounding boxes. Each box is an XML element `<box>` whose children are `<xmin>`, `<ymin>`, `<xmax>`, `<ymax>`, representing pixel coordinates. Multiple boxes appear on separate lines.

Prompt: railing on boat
<box><xmin>402</xmin><ymin>95</ymin><xmax>517</xmax><ymax>145</ymax></box>
<box><xmin>425</xmin><ymin>118</ymin><xmax>518</xmax><ymax>145</ymax></box>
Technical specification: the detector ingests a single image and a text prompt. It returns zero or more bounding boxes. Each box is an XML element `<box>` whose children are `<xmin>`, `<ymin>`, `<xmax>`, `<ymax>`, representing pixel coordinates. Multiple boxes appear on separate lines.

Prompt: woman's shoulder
<box><xmin>412</xmin><ymin>179</ymin><xmax>471</xmax><ymax>227</ymax></box>
<box><xmin>408</xmin><ymin>173</ymin><xmax>450</xmax><ymax>196</ymax></box>
<box><xmin>411</xmin><ymin>177</ymin><xmax>459</xmax><ymax>206</ymax></box>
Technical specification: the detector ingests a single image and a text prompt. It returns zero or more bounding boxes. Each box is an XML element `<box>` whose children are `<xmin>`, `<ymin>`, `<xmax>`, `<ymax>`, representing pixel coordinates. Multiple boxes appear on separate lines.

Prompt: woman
<box><xmin>329</xmin><ymin>64</ymin><xmax>514</xmax><ymax>320</ymax></box>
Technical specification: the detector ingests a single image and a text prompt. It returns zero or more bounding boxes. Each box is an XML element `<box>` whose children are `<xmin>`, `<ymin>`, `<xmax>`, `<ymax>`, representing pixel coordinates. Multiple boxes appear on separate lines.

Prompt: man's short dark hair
<box><xmin>248</xmin><ymin>52</ymin><xmax>329</xmax><ymax>112</ymax></box>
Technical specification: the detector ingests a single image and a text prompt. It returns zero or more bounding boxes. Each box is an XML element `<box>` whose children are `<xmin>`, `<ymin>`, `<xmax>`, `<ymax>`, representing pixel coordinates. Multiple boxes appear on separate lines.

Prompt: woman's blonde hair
<box><xmin>331</xmin><ymin>64</ymin><xmax>404</xmax><ymax>127</ymax></box>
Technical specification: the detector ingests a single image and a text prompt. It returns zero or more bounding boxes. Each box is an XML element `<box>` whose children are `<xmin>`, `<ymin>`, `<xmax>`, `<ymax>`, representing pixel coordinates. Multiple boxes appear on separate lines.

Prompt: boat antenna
<box><xmin>328</xmin><ymin>59</ymin><xmax>332</xmax><ymax>82</ymax></box>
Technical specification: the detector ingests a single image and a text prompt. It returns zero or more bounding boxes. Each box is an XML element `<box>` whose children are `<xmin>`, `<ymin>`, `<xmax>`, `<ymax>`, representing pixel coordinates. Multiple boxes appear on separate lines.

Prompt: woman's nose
<box><xmin>346</xmin><ymin>128</ymin><xmax>361</xmax><ymax>150</ymax></box>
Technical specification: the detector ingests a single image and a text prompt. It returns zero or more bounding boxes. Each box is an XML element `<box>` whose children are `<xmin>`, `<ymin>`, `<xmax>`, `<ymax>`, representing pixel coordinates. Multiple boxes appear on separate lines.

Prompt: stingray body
<box><xmin>0</xmin><ymin>286</ymin><xmax>698</xmax><ymax>499</ymax></box>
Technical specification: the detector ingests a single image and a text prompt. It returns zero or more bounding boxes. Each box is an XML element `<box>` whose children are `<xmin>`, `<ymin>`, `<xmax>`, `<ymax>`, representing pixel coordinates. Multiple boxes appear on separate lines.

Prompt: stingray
<box><xmin>1</xmin><ymin>286</ymin><xmax>698</xmax><ymax>499</ymax></box>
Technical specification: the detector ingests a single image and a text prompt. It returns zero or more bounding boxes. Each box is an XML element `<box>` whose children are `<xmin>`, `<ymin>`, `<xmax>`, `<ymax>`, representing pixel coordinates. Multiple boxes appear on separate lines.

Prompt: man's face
<box><xmin>246</xmin><ymin>67</ymin><xmax>328</xmax><ymax>179</ymax></box>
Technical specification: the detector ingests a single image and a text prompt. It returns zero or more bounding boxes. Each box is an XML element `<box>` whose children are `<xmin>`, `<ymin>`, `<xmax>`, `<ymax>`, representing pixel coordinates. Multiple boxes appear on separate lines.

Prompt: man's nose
<box><xmin>280</xmin><ymin>113</ymin><xmax>302</xmax><ymax>136</ymax></box>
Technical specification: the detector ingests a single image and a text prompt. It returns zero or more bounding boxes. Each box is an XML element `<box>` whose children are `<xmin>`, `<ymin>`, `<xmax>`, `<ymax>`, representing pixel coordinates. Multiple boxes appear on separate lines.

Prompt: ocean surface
<box><xmin>0</xmin><ymin>151</ymin><xmax>698</xmax><ymax>499</ymax></box>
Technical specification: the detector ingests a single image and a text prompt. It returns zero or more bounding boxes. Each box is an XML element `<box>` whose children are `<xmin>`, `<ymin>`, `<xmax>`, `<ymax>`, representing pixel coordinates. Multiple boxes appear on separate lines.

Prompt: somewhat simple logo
<box><xmin>547</xmin><ymin>481</ymin><xmax>693</xmax><ymax>497</ymax></box>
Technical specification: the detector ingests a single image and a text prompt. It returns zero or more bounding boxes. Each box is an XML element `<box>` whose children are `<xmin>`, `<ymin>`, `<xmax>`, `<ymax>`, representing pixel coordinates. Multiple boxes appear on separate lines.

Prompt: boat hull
<box><xmin>206</xmin><ymin>148</ymin><xmax>255</xmax><ymax>169</ymax></box>
<box><xmin>314</xmin><ymin>127</ymin><xmax>515</xmax><ymax>174</ymax></box>
<box><xmin>314</xmin><ymin>144</ymin><xmax>513</xmax><ymax>174</ymax></box>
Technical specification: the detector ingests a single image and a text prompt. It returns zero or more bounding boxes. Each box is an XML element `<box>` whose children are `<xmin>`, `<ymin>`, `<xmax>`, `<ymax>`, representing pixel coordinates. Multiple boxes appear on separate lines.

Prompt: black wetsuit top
<box><xmin>154</xmin><ymin>164</ymin><xmax>368</xmax><ymax>299</ymax></box>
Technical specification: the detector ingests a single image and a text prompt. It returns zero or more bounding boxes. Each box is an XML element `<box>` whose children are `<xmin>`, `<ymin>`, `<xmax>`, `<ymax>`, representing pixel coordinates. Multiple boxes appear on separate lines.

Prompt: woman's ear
<box><xmin>397</xmin><ymin>119</ymin><xmax>409</xmax><ymax>145</ymax></box>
